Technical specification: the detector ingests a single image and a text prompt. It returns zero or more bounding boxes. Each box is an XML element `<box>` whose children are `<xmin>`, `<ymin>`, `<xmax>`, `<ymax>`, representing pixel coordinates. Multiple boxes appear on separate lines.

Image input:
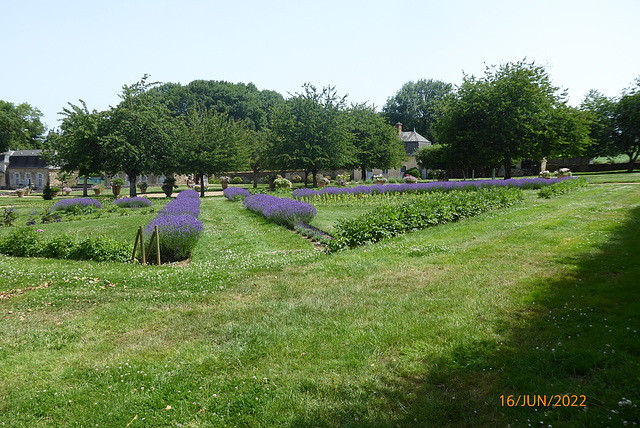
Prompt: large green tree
<box><xmin>270</xmin><ymin>84</ymin><xmax>353</xmax><ymax>187</ymax></box>
<box><xmin>382</xmin><ymin>79</ymin><xmax>453</xmax><ymax>142</ymax></box>
<box><xmin>45</xmin><ymin>101</ymin><xmax>108</xmax><ymax>196</ymax></box>
<box><xmin>434</xmin><ymin>61</ymin><xmax>591</xmax><ymax>179</ymax></box>
<box><xmin>152</xmin><ymin>80</ymin><xmax>284</xmax><ymax>131</ymax></box>
<box><xmin>0</xmin><ymin>101</ymin><xmax>46</xmax><ymax>151</ymax></box>
<box><xmin>179</xmin><ymin>105</ymin><xmax>246</xmax><ymax>197</ymax></box>
<box><xmin>347</xmin><ymin>103</ymin><xmax>406</xmax><ymax>179</ymax></box>
<box><xmin>581</xmin><ymin>79</ymin><xmax>640</xmax><ymax>171</ymax></box>
<box><xmin>102</xmin><ymin>76</ymin><xmax>179</xmax><ymax>196</ymax></box>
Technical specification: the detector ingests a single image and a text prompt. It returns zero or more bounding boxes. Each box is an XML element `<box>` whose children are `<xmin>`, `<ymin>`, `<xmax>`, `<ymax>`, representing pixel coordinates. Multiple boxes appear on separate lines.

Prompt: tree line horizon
<box><xmin>1</xmin><ymin>60</ymin><xmax>638</xmax><ymax>195</ymax></box>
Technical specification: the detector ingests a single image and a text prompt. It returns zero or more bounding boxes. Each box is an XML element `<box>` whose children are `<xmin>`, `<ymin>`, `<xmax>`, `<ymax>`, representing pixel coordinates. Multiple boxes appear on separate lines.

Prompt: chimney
<box><xmin>395</xmin><ymin>122</ymin><xmax>403</xmax><ymax>134</ymax></box>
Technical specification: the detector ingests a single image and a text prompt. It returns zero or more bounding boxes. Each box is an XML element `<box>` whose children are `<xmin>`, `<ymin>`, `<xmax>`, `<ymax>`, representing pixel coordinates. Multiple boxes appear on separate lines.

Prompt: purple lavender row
<box><xmin>223</xmin><ymin>187</ymin><xmax>251</xmax><ymax>202</ymax></box>
<box><xmin>292</xmin><ymin>177</ymin><xmax>570</xmax><ymax>201</ymax></box>
<box><xmin>145</xmin><ymin>189</ymin><xmax>203</xmax><ymax>262</ymax></box>
<box><xmin>243</xmin><ymin>194</ymin><xmax>316</xmax><ymax>228</ymax></box>
<box><xmin>112</xmin><ymin>197</ymin><xmax>152</xmax><ymax>208</ymax></box>
<box><xmin>52</xmin><ymin>198</ymin><xmax>102</xmax><ymax>211</ymax></box>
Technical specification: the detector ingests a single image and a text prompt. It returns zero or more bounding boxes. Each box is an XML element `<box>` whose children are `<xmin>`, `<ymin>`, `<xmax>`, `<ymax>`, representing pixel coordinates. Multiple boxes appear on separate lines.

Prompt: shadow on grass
<box><xmin>288</xmin><ymin>206</ymin><xmax>640</xmax><ymax>427</ymax></box>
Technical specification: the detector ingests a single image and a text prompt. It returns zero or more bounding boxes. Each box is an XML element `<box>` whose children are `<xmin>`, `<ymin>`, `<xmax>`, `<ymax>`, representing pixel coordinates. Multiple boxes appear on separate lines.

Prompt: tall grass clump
<box><xmin>329</xmin><ymin>187</ymin><xmax>524</xmax><ymax>250</ymax></box>
<box><xmin>243</xmin><ymin>194</ymin><xmax>316</xmax><ymax>228</ymax></box>
<box><xmin>145</xmin><ymin>190</ymin><xmax>203</xmax><ymax>262</ymax></box>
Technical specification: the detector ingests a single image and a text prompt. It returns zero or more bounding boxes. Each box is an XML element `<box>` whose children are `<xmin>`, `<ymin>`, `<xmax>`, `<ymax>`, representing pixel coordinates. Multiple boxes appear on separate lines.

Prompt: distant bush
<box><xmin>231</xmin><ymin>176</ymin><xmax>244</xmax><ymax>184</ymax></box>
<box><xmin>113</xmin><ymin>197</ymin><xmax>152</xmax><ymax>208</ymax></box>
<box><xmin>52</xmin><ymin>198</ymin><xmax>102</xmax><ymax>215</ymax></box>
<box><xmin>405</xmin><ymin>167</ymin><xmax>421</xmax><ymax>179</ymax></box>
<box><xmin>224</xmin><ymin>187</ymin><xmax>251</xmax><ymax>202</ymax></box>
<box><xmin>538</xmin><ymin>177</ymin><xmax>589</xmax><ymax>199</ymax></box>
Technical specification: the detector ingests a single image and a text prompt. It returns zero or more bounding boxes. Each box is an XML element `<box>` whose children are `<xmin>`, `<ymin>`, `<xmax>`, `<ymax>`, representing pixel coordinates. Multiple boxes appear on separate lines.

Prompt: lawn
<box><xmin>0</xmin><ymin>176</ymin><xmax>639</xmax><ymax>426</ymax></box>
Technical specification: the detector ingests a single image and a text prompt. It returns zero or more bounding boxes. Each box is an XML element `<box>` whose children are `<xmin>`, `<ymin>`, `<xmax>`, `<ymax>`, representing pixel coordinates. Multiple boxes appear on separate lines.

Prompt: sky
<box><xmin>2</xmin><ymin>0</ymin><xmax>639</xmax><ymax>129</ymax></box>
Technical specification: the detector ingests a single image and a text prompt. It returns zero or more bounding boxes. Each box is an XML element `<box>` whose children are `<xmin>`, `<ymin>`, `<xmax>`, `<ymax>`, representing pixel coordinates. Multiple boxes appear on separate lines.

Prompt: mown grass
<box><xmin>0</xmin><ymin>179</ymin><xmax>639</xmax><ymax>426</ymax></box>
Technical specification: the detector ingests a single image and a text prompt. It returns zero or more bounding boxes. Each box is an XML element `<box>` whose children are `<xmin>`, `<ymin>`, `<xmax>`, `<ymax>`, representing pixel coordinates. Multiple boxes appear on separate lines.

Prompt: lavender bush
<box><xmin>224</xmin><ymin>187</ymin><xmax>251</xmax><ymax>202</ymax></box>
<box><xmin>113</xmin><ymin>197</ymin><xmax>152</xmax><ymax>208</ymax></box>
<box><xmin>143</xmin><ymin>189</ymin><xmax>203</xmax><ymax>262</ymax></box>
<box><xmin>52</xmin><ymin>198</ymin><xmax>102</xmax><ymax>214</ymax></box>
<box><xmin>145</xmin><ymin>214</ymin><xmax>203</xmax><ymax>262</ymax></box>
<box><xmin>243</xmin><ymin>194</ymin><xmax>316</xmax><ymax>228</ymax></box>
<box><xmin>292</xmin><ymin>178</ymin><xmax>571</xmax><ymax>202</ymax></box>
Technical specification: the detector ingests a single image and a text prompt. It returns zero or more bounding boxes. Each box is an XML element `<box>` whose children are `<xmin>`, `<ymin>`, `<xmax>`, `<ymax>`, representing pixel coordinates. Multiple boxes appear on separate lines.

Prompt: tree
<box><xmin>245</xmin><ymin>129</ymin><xmax>272</xmax><ymax>188</ymax></box>
<box><xmin>347</xmin><ymin>103</ymin><xmax>406</xmax><ymax>179</ymax></box>
<box><xmin>382</xmin><ymin>79</ymin><xmax>453</xmax><ymax>142</ymax></box>
<box><xmin>45</xmin><ymin>101</ymin><xmax>107</xmax><ymax>196</ymax></box>
<box><xmin>152</xmin><ymin>80</ymin><xmax>284</xmax><ymax>131</ymax></box>
<box><xmin>102</xmin><ymin>75</ymin><xmax>179</xmax><ymax>196</ymax></box>
<box><xmin>0</xmin><ymin>101</ymin><xmax>46</xmax><ymax>151</ymax></box>
<box><xmin>179</xmin><ymin>105</ymin><xmax>246</xmax><ymax>198</ymax></box>
<box><xmin>270</xmin><ymin>84</ymin><xmax>353</xmax><ymax>187</ymax></box>
<box><xmin>581</xmin><ymin>78</ymin><xmax>640</xmax><ymax>171</ymax></box>
<box><xmin>434</xmin><ymin>60</ymin><xmax>591</xmax><ymax>179</ymax></box>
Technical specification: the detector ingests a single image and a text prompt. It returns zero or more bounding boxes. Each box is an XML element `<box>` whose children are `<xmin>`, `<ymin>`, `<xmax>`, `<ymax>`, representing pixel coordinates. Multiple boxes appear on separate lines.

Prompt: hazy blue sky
<box><xmin>2</xmin><ymin>0</ymin><xmax>639</xmax><ymax>128</ymax></box>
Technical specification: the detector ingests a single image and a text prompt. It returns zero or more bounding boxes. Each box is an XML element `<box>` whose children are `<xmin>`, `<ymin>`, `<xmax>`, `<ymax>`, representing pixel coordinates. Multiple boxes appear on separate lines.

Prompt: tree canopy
<box><xmin>179</xmin><ymin>105</ymin><xmax>246</xmax><ymax>197</ymax></box>
<box><xmin>101</xmin><ymin>75</ymin><xmax>179</xmax><ymax>196</ymax></box>
<box><xmin>270</xmin><ymin>84</ymin><xmax>353</xmax><ymax>186</ymax></box>
<box><xmin>0</xmin><ymin>101</ymin><xmax>46</xmax><ymax>152</ymax></box>
<box><xmin>582</xmin><ymin>78</ymin><xmax>640</xmax><ymax>172</ymax></box>
<box><xmin>382</xmin><ymin>79</ymin><xmax>453</xmax><ymax>142</ymax></box>
<box><xmin>434</xmin><ymin>60</ymin><xmax>591</xmax><ymax>179</ymax></box>
<box><xmin>347</xmin><ymin>103</ymin><xmax>406</xmax><ymax>179</ymax></box>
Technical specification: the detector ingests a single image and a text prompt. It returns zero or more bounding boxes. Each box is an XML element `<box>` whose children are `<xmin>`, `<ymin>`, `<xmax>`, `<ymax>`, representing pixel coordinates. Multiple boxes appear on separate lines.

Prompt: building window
<box><xmin>382</xmin><ymin>169</ymin><xmax>389</xmax><ymax>175</ymax></box>
<box><xmin>13</xmin><ymin>172</ymin><xmax>21</xmax><ymax>187</ymax></box>
<box><xmin>25</xmin><ymin>173</ymin><xmax>32</xmax><ymax>186</ymax></box>
<box><xmin>37</xmin><ymin>173</ymin><xmax>44</xmax><ymax>187</ymax></box>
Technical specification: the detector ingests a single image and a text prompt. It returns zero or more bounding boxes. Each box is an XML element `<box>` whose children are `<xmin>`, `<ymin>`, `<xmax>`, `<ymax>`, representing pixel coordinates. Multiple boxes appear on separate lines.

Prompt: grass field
<box><xmin>0</xmin><ymin>174</ymin><xmax>639</xmax><ymax>426</ymax></box>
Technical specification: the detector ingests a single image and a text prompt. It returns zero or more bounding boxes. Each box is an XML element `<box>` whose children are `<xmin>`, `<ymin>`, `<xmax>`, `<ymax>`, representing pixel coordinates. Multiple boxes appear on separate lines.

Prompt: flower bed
<box><xmin>144</xmin><ymin>190</ymin><xmax>203</xmax><ymax>262</ymax></box>
<box><xmin>292</xmin><ymin>178</ymin><xmax>568</xmax><ymax>202</ymax></box>
<box><xmin>243</xmin><ymin>194</ymin><xmax>316</xmax><ymax>228</ymax></box>
<box><xmin>112</xmin><ymin>197</ymin><xmax>152</xmax><ymax>208</ymax></box>
<box><xmin>329</xmin><ymin>187</ymin><xmax>524</xmax><ymax>251</ymax></box>
<box><xmin>223</xmin><ymin>187</ymin><xmax>251</xmax><ymax>202</ymax></box>
<box><xmin>52</xmin><ymin>198</ymin><xmax>102</xmax><ymax>213</ymax></box>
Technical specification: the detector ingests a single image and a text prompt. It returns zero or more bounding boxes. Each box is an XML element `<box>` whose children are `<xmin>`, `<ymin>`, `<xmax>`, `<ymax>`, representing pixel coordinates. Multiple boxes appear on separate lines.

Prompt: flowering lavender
<box><xmin>112</xmin><ymin>197</ymin><xmax>152</xmax><ymax>208</ymax></box>
<box><xmin>224</xmin><ymin>187</ymin><xmax>251</xmax><ymax>202</ymax></box>
<box><xmin>158</xmin><ymin>196</ymin><xmax>201</xmax><ymax>217</ymax></box>
<box><xmin>52</xmin><ymin>198</ymin><xmax>102</xmax><ymax>213</ymax></box>
<box><xmin>145</xmin><ymin>214</ymin><xmax>203</xmax><ymax>262</ymax></box>
<box><xmin>143</xmin><ymin>189</ymin><xmax>203</xmax><ymax>262</ymax></box>
<box><xmin>292</xmin><ymin>178</ymin><xmax>571</xmax><ymax>202</ymax></box>
<box><xmin>243</xmin><ymin>194</ymin><xmax>316</xmax><ymax>228</ymax></box>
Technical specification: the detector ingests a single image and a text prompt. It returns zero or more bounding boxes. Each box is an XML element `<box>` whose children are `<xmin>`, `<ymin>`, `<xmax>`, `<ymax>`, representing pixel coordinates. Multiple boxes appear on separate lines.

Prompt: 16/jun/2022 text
<box><xmin>500</xmin><ymin>395</ymin><xmax>587</xmax><ymax>407</ymax></box>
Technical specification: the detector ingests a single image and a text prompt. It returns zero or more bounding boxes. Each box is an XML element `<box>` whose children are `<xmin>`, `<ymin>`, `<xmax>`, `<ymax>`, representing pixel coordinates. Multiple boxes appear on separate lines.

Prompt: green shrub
<box><xmin>2</xmin><ymin>207</ymin><xmax>18</xmax><ymax>226</ymax></box>
<box><xmin>405</xmin><ymin>167</ymin><xmax>421</xmax><ymax>179</ymax></box>
<box><xmin>231</xmin><ymin>176</ymin><xmax>244</xmax><ymax>184</ymax></box>
<box><xmin>0</xmin><ymin>227</ymin><xmax>132</xmax><ymax>262</ymax></box>
<box><xmin>0</xmin><ymin>226</ymin><xmax>40</xmax><ymax>257</ymax></box>
<box><xmin>329</xmin><ymin>187</ymin><xmax>524</xmax><ymax>251</ymax></box>
<box><xmin>538</xmin><ymin>177</ymin><xmax>589</xmax><ymax>199</ymax></box>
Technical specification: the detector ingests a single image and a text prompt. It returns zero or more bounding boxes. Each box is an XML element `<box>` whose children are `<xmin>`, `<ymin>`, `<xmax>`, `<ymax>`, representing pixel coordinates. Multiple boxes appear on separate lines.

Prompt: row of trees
<box><xmin>47</xmin><ymin>77</ymin><xmax>407</xmax><ymax>196</ymax></box>
<box><xmin>385</xmin><ymin>63</ymin><xmax>639</xmax><ymax>176</ymax></box>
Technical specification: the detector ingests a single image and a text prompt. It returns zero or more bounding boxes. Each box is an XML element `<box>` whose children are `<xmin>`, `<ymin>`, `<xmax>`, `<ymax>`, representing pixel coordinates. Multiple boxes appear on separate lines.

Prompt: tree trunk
<box><xmin>128</xmin><ymin>174</ymin><xmax>137</xmax><ymax>197</ymax></box>
<box><xmin>252</xmin><ymin>169</ymin><xmax>259</xmax><ymax>189</ymax></box>
<box><xmin>303</xmin><ymin>170</ymin><xmax>309</xmax><ymax>188</ymax></box>
<box><xmin>503</xmin><ymin>155</ymin><xmax>512</xmax><ymax>180</ymax></box>
<box><xmin>82</xmin><ymin>176</ymin><xmax>88</xmax><ymax>197</ymax></box>
<box><xmin>312</xmin><ymin>168</ymin><xmax>318</xmax><ymax>188</ymax></box>
<box><xmin>199</xmin><ymin>172</ymin><xmax>205</xmax><ymax>198</ymax></box>
<box><xmin>361</xmin><ymin>165</ymin><xmax>367</xmax><ymax>182</ymax></box>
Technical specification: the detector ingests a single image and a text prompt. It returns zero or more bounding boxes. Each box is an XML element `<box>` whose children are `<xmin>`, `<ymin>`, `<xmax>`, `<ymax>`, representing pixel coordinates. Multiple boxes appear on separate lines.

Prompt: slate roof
<box><xmin>6</xmin><ymin>150</ymin><xmax>54</xmax><ymax>169</ymax></box>
<box><xmin>399</xmin><ymin>130</ymin><xmax>431</xmax><ymax>155</ymax></box>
